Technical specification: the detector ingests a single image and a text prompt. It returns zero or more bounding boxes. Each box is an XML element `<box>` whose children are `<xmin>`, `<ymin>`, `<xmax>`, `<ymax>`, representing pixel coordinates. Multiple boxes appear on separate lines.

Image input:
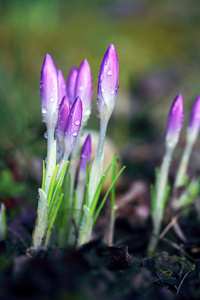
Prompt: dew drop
<box><xmin>73</xmin><ymin>131</ymin><xmax>78</xmax><ymax>137</ymax></box>
<box><xmin>95</xmin><ymin>109</ymin><xmax>101</xmax><ymax>118</ymax></box>
<box><xmin>42</xmin><ymin>116</ymin><xmax>46</xmax><ymax>123</ymax></box>
<box><xmin>85</xmin><ymin>109</ymin><xmax>91</xmax><ymax>116</ymax></box>
<box><xmin>107</xmin><ymin>70</ymin><xmax>112</xmax><ymax>76</ymax></box>
<box><xmin>52</xmin><ymin>87</ymin><xmax>55</xmax><ymax>91</ymax></box>
<box><xmin>42</xmin><ymin>107</ymin><xmax>47</xmax><ymax>114</ymax></box>
<box><xmin>101</xmin><ymin>88</ymin><xmax>105</xmax><ymax>93</ymax></box>
<box><xmin>75</xmin><ymin>120</ymin><xmax>80</xmax><ymax>126</ymax></box>
<box><xmin>50</xmin><ymin>97</ymin><xmax>55</xmax><ymax>102</ymax></box>
<box><xmin>79</xmin><ymin>86</ymin><xmax>84</xmax><ymax>91</ymax></box>
<box><xmin>44</xmin><ymin>131</ymin><xmax>48</xmax><ymax>139</ymax></box>
<box><xmin>110</xmin><ymin>90</ymin><xmax>115</xmax><ymax>95</ymax></box>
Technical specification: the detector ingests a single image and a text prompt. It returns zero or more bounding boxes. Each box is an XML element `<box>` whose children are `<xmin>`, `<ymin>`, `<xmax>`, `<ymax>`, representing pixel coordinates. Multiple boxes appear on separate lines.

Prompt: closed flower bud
<box><xmin>40</xmin><ymin>54</ymin><xmax>58</xmax><ymax>127</ymax></box>
<box><xmin>57</xmin><ymin>96</ymin><xmax>70</xmax><ymax>152</ymax></box>
<box><xmin>97</xmin><ymin>44</ymin><xmax>119</xmax><ymax>120</ymax></box>
<box><xmin>166</xmin><ymin>94</ymin><xmax>184</xmax><ymax>149</ymax></box>
<box><xmin>79</xmin><ymin>134</ymin><xmax>92</xmax><ymax>172</ymax></box>
<box><xmin>187</xmin><ymin>95</ymin><xmax>200</xmax><ymax>144</ymax></box>
<box><xmin>75</xmin><ymin>59</ymin><xmax>92</xmax><ymax>122</ymax></box>
<box><xmin>64</xmin><ymin>97</ymin><xmax>82</xmax><ymax>159</ymax></box>
<box><xmin>67</xmin><ymin>66</ymin><xmax>78</xmax><ymax>106</ymax></box>
<box><xmin>58</xmin><ymin>69</ymin><xmax>67</xmax><ymax>106</ymax></box>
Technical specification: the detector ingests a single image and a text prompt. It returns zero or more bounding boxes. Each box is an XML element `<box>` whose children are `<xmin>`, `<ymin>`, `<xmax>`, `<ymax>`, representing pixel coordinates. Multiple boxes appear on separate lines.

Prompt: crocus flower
<box><xmin>40</xmin><ymin>54</ymin><xmax>58</xmax><ymax>128</ymax></box>
<box><xmin>79</xmin><ymin>134</ymin><xmax>92</xmax><ymax>172</ymax></box>
<box><xmin>97</xmin><ymin>44</ymin><xmax>119</xmax><ymax>120</ymax></box>
<box><xmin>63</xmin><ymin>97</ymin><xmax>82</xmax><ymax>160</ymax></box>
<box><xmin>58</xmin><ymin>69</ymin><xmax>67</xmax><ymax>106</ymax></box>
<box><xmin>57</xmin><ymin>96</ymin><xmax>70</xmax><ymax>154</ymax></box>
<box><xmin>75</xmin><ymin>59</ymin><xmax>92</xmax><ymax>123</ymax></box>
<box><xmin>67</xmin><ymin>66</ymin><xmax>78</xmax><ymax>106</ymax></box>
<box><xmin>165</xmin><ymin>94</ymin><xmax>184</xmax><ymax>149</ymax></box>
<box><xmin>187</xmin><ymin>95</ymin><xmax>200</xmax><ymax>144</ymax></box>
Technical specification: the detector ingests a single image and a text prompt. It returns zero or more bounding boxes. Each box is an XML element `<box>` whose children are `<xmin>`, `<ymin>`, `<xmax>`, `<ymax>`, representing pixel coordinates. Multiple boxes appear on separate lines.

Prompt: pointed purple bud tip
<box><xmin>75</xmin><ymin>59</ymin><xmax>92</xmax><ymax>122</ymax></box>
<box><xmin>67</xmin><ymin>66</ymin><xmax>78</xmax><ymax>106</ymax></box>
<box><xmin>40</xmin><ymin>54</ymin><xmax>58</xmax><ymax>127</ymax></box>
<box><xmin>64</xmin><ymin>97</ymin><xmax>82</xmax><ymax>158</ymax></box>
<box><xmin>57</xmin><ymin>96</ymin><xmax>70</xmax><ymax>151</ymax></box>
<box><xmin>166</xmin><ymin>94</ymin><xmax>184</xmax><ymax>149</ymax></box>
<box><xmin>97</xmin><ymin>44</ymin><xmax>119</xmax><ymax>120</ymax></box>
<box><xmin>187</xmin><ymin>95</ymin><xmax>200</xmax><ymax>144</ymax></box>
<box><xmin>58</xmin><ymin>69</ymin><xmax>67</xmax><ymax>106</ymax></box>
<box><xmin>79</xmin><ymin>134</ymin><xmax>92</xmax><ymax>172</ymax></box>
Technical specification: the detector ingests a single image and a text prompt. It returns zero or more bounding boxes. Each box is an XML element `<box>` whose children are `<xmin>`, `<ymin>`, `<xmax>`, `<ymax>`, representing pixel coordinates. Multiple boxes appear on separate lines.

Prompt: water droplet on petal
<box><xmin>50</xmin><ymin>97</ymin><xmax>55</xmax><ymax>102</ymax></box>
<box><xmin>52</xmin><ymin>87</ymin><xmax>55</xmax><ymax>91</ymax></box>
<box><xmin>42</xmin><ymin>107</ymin><xmax>47</xmax><ymax>114</ymax></box>
<box><xmin>44</xmin><ymin>131</ymin><xmax>48</xmax><ymax>139</ymax></box>
<box><xmin>79</xmin><ymin>86</ymin><xmax>84</xmax><ymax>91</ymax></box>
<box><xmin>95</xmin><ymin>109</ymin><xmax>101</xmax><ymax>118</ymax></box>
<box><xmin>73</xmin><ymin>131</ymin><xmax>78</xmax><ymax>137</ymax></box>
<box><xmin>75</xmin><ymin>120</ymin><xmax>80</xmax><ymax>126</ymax></box>
<box><xmin>101</xmin><ymin>88</ymin><xmax>105</xmax><ymax>93</ymax></box>
<box><xmin>107</xmin><ymin>70</ymin><xmax>112</xmax><ymax>76</ymax></box>
<box><xmin>110</xmin><ymin>90</ymin><xmax>115</xmax><ymax>95</ymax></box>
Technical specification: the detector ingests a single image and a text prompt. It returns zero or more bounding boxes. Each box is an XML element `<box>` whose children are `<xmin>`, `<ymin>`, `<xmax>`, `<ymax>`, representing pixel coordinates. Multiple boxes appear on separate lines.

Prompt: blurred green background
<box><xmin>1</xmin><ymin>0</ymin><xmax>200</xmax><ymax>194</ymax></box>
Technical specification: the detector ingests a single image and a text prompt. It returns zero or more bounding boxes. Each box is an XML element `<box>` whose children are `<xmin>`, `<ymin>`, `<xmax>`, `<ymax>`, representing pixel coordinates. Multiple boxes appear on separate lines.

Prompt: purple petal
<box><xmin>67</xmin><ymin>66</ymin><xmax>78</xmax><ymax>105</ymax></box>
<box><xmin>188</xmin><ymin>95</ymin><xmax>200</xmax><ymax>137</ymax></box>
<box><xmin>75</xmin><ymin>59</ymin><xmax>92</xmax><ymax>114</ymax></box>
<box><xmin>97</xmin><ymin>44</ymin><xmax>119</xmax><ymax>118</ymax></box>
<box><xmin>166</xmin><ymin>94</ymin><xmax>184</xmax><ymax>148</ymax></box>
<box><xmin>64</xmin><ymin>97</ymin><xmax>82</xmax><ymax>156</ymax></box>
<box><xmin>58</xmin><ymin>69</ymin><xmax>67</xmax><ymax>106</ymax></box>
<box><xmin>40</xmin><ymin>54</ymin><xmax>58</xmax><ymax>126</ymax></box>
<box><xmin>57</xmin><ymin>96</ymin><xmax>70</xmax><ymax>150</ymax></box>
<box><xmin>79</xmin><ymin>134</ymin><xmax>92</xmax><ymax>172</ymax></box>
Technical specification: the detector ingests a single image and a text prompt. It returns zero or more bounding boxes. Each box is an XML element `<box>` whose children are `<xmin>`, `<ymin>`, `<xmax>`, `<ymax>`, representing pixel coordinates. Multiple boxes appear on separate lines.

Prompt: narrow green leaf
<box><xmin>47</xmin><ymin>165</ymin><xmax>59</xmax><ymax>205</ymax></box>
<box><xmin>162</xmin><ymin>184</ymin><xmax>171</xmax><ymax>208</ymax></box>
<box><xmin>150</xmin><ymin>184</ymin><xmax>156</xmax><ymax>212</ymax></box>
<box><xmin>41</xmin><ymin>160</ymin><xmax>46</xmax><ymax>191</ymax></box>
<box><xmin>48</xmin><ymin>161</ymin><xmax>69</xmax><ymax>221</ymax></box>
<box><xmin>90</xmin><ymin>163</ymin><xmax>112</xmax><ymax>217</ymax></box>
<box><xmin>111</xmin><ymin>154</ymin><xmax>117</xmax><ymax>210</ymax></box>
<box><xmin>84</xmin><ymin>161</ymin><xmax>90</xmax><ymax>207</ymax></box>
<box><xmin>92</xmin><ymin>166</ymin><xmax>126</xmax><ymax>228</ymax></box>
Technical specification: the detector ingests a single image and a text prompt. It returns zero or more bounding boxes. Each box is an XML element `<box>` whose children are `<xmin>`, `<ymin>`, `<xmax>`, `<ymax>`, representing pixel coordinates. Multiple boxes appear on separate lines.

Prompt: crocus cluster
<box><xmin>31</xmin><ymin>44</ymin><xmax>119</xmax><ymax>250</ymax></box>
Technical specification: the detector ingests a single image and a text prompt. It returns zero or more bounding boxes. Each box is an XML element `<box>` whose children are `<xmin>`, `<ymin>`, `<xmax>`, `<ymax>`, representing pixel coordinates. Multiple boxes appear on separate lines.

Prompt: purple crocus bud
<box><xmin>58</xmin><ymin>69</ymin><xmax>67</xmax><ymax>106</ymax></box>
<box><xmin>97</xmin><ymin>44</ymin><xmax>119</xmax><ymax>120</ymax></box>
<box><xmin>63</xmin><ymin>97</ymin><xmax>82</xmax><ymax>159</ymax></box>
<box><xmin>67</xmin><ymin>66</ymin><xmax>78</xmax><ymax>106</ymax></box>
<box><xmin>166</xmin><ymin>94</ymin><xmax>184</xmax><ymax>149</ymax></box>
<box><xmin>57</xmin><ymin>96</ymin><xmax>70</xmax><ymax>152</ymax></box>
<box><xmin>187</xmin><ymin>95</ymin><xmax>200</xmax><ymax>144</ymax></box>
<box><xmin>75</xmin><ymin>59</ymin><xmax>92</xmax><ymax>122</ymax></box>
<box><xmin>79</xmin><ymin>134</ymin><xmax>92</xmax><ymax>172</ymax></box>
<box><xmin>40</xmin><ymin>54</ymin><xmax>58</xmax><ymax>127</ymax></box>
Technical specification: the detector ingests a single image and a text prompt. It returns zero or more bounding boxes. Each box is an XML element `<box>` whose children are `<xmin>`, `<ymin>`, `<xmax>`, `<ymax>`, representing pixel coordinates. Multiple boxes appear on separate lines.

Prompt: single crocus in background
<box><xmin>67</xmin><ymin>66</ymin><xmax>78</xmax><ymax>106</ymax></box>
<box><xmin>175</xmin><ymin>95</ymin><xmax>200</xmax><ymax>187</ymax></box>
<box><xmin>148</xmin><ymin>95</ymin><xmax>184</xmax><ymax>254</ymax></box>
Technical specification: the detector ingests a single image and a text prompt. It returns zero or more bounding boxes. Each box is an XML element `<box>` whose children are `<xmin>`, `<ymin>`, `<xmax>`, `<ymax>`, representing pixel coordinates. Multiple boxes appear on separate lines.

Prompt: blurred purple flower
<box><xmin>64</xmin><ymin>97</ymin><xmax>82</xmax><ymax>158</ymax></box>
<box><xmin>79</xmin><ymin>134</ymin><xmax>92</xmax><ymax>172</ymax></box>
<box><xmin>97</xmin><ymin>44</ymin><xmax>119</xmax><ymax>119</ymax></box>
<box><xmin>40</xmin><ymin>54</ymin><xmax>58</xmax><ymax>127</ymax></box>
<box><xmin>58</xmin><ymin>69</ymin><xmax>67</xmax><ymax>106</ymax></box>
<box><xmin>67</xmin><ymin>66</ymin><xmax>78</xmax><ymax>106</ymax></box>
<box><xmin>75</xmin><ymin>59</ymin><xmax>92</xmax><ymax>120</ymax></box>
<box><xmin>166</xmin><ymin>94</ymin><xmax>184</xmax><ymax>148</ymax></box>
<box><xmin>187</xmin><ymin>95</ymin><xmax>200</xmax><ymax>143</ymax></box>
<box><xmin>57</xmin><ymin>96</ymin><xmax>70</xmax><ymax>151</ymax></box>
